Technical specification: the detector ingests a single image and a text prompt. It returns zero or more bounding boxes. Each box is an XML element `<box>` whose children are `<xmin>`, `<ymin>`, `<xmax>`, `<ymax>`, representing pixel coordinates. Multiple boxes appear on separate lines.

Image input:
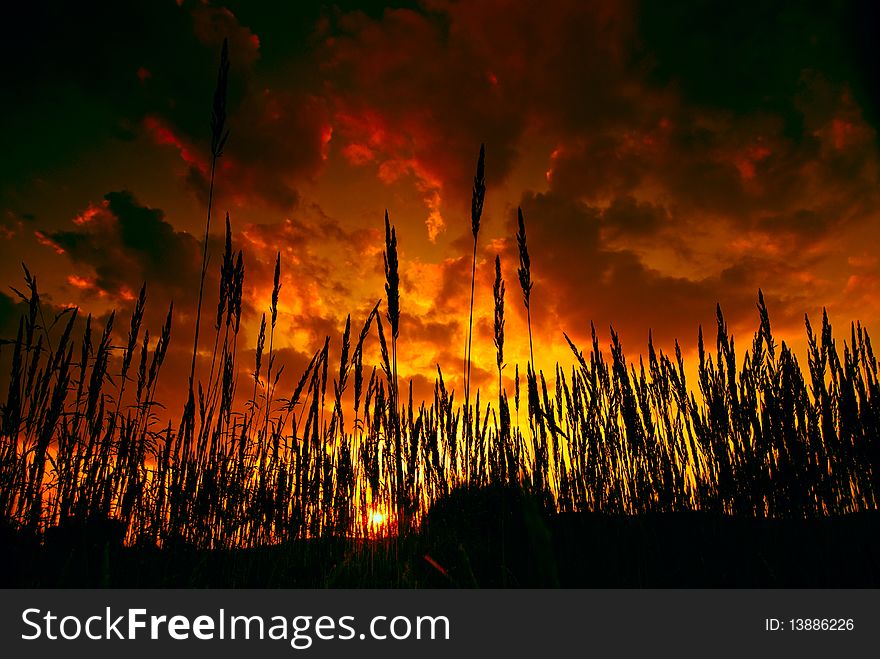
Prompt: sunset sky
<box><xmin>2</xmin><ymin>0</ymin><xmax>880</xmax><ymax>407</ymax></box>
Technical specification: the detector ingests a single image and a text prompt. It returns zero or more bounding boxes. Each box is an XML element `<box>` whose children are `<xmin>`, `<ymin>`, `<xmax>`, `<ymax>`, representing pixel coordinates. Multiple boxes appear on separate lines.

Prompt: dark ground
<box><xmin>2</xmin><ymin>487</ymin><xmax>878</xmax><ymax>587</ymax></box>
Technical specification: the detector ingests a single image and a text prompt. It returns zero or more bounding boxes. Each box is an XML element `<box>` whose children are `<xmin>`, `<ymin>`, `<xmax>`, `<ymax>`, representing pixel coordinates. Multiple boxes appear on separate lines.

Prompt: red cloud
<box><xmin>190</xmin><ymin>2</ymin><xmax>261</xmax><ymax>69</ymax></box>
<box><xmin>34</xmin><ymin>230</ymin><xmax>65</xmax><ymax>255</ymax></box>
<box><xmin>144</xmin><ymin>115</ymin><xmax>209</xmax><ymax>177</ymax></box>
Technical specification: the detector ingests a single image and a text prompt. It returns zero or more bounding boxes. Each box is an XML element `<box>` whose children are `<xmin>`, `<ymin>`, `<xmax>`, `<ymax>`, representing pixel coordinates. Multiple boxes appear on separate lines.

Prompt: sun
<box><xmin>365</xmin><ymin>505</ymin><xmax>394</xmax><ymax>536</ymax></box>
<box><xmin>368</xmin><ymin>509</ymin><xmax>386</xmax><ymax>527</ymax></box>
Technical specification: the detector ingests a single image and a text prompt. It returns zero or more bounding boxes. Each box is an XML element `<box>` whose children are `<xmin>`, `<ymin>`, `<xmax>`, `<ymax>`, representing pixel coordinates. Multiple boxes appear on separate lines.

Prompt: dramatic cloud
<box><xmin>2</xmin><ymin>0</ymin><xmax>880</xmax><ymax>414</ymax></box>
<box><xmin>49</xmin><ymin>192</ymin><xmax>204</xmax><ymax>307</ymax></box>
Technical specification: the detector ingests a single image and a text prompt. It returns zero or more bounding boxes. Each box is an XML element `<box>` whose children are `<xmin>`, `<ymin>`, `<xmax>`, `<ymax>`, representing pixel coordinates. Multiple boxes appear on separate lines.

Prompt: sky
<box><xmin>2</xmin><ymin>0</ymin><xmax>880</xmax><ymax>409</ymax></box>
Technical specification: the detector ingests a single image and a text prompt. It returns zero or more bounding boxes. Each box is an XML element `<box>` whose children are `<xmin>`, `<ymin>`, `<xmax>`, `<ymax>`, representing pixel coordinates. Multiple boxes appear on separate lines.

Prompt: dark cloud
<box><xmin>49</xmin><ymin>191</ymin><xmax>204</xmax><ymax>306</ymax></box>
<box><xmin>0</xmin><ymin>0</ymin><xmax>328</xmax><ymax>213</ymax></box>
<box><xmin>1</xmin><ymin>1</ymin><xmax>214</xmax><ymax>185</ymax></box>
<box><xmin>602</xmin><ymin>195</ymin><xmax>668</xmax><ymax>237</ymax></box>
<box><xmin>638</xmin><ymin>0</ymin><xmax>880</xmax><ymax>137</ymax></box>
<box><xmin>641</xmin><ymin>2</ymin><xmax>829</xmax><ymax>110</ymax></box>
<box><xmin>510</xmin><ymin>190</ymin><xmax>765</xmax><ymax>351</ymax></box>
<box><xmin>4</xmin><ymin>0</ymin><xmax>880</xmax><ymax>402</ymax></box>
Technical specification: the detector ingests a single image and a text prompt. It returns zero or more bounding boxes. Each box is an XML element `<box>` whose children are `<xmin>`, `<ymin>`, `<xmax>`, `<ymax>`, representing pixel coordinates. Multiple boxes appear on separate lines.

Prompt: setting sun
<box><xmin>366</xmin><ymin>506</ymin><xmax>392</xmax><ymax>536</ymax></box>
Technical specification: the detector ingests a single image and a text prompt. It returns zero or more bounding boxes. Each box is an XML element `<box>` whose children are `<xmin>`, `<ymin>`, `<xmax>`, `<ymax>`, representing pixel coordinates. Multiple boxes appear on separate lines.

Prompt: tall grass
<box><xmin>463</xmin><ymin>144</ymin><xmax>486</xmax><ymax>484</ymax></box>
<box><xmin>383</xmin><ymin>210</ymin><xmax>403</xmax><ymax>525</ymax></box>
<box><xmin>2</xmin><ymin>254</ymin><xmax>878</xmax><ymax>550</ymax></box>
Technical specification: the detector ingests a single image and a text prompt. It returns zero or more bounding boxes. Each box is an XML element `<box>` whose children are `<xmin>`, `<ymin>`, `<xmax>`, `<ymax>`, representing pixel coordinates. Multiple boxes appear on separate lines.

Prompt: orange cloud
<box><xmin>144</xmin><ymin>115</ymin><xmax>209</xmax><ymax>177</ymax></box>
<box><xmin>66</xmin><ymin>274</ymin><xmax>95</xmax><ymax>290</ymax></box>
<box><xmin>34</xmin><ymin>230</ymin><xmax>65</xmax><ymax>254</ymax></box>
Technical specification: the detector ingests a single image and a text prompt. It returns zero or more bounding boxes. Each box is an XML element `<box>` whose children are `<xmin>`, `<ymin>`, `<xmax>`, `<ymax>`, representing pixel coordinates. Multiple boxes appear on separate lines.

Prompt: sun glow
<box><xmin>366</xmin><ymin>505</ymin><xmax>393</xmax><ymax>537</ymax></box>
